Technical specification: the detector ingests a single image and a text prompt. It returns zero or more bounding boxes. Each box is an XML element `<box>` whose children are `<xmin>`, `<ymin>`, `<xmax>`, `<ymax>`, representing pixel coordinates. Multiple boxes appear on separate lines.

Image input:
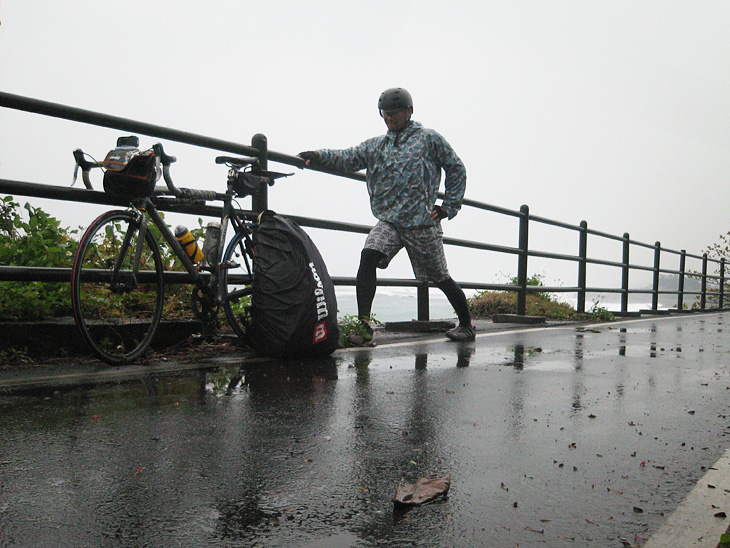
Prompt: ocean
<box><xmin>333</xmin><ymin>287</ymin><xmax>682</xmax><ymax>324</ymax></box>
<box><xmin>334</xmin><ymin>286</ymin><xmax>458</xmax><ymax>323</ymax></box>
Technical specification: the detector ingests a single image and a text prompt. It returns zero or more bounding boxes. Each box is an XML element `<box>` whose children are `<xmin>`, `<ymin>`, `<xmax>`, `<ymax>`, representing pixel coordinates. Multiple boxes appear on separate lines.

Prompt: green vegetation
<box><xmin>693</xmin><ymin>231</ymin><xmax>730</xmax><ymax>309</ymax></box>
<box><xmin>0</xmin><ymin>197</ymin><xmax>78</xmax><ymax>321</ymax></box>
<box><xmin>0</xmin><ymin>347</ymin><xmax>32</xmax><ymax>364</ymax></box>
<box><xmin>338</xmin><ymin>314</ymin><xmax>381</xmax><ymax>347</ymax></box>
<box><xmin>0</xmin><ymin>196</ymin><xmax>209</xmax><ymax>323</ymax></box>
<box><xmin>468</xmin><ymin>274</ymin><xmax>614</xmax><ymax>322</ymax></box>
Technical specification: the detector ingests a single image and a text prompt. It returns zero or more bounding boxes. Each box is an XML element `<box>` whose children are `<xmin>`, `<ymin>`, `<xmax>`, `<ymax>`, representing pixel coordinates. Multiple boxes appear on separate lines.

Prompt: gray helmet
<box><xmin>378</xmin><ymin>88</ymin><xmax>413</xmax><ymax>112</ymax></box>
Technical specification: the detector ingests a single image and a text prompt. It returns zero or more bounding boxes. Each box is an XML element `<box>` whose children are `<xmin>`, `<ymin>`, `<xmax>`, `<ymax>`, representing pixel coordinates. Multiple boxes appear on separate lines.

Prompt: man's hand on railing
<box><xmin>297</xmin><ymin>151</ymin><xmax>320</xmax><ymax>167</ymax></box>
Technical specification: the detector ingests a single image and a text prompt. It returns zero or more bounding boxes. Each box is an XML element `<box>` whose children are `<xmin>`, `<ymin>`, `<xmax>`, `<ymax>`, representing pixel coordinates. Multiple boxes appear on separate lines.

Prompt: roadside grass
<box><xmin>468</xmin><ymin>280</ymin><xmax>614</xmax><ymax>322</ymax></box>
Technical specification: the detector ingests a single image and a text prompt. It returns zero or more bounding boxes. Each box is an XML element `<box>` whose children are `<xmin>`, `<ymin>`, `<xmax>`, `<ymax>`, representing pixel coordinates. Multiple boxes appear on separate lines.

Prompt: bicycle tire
<box><xmin>71</xmin><ymin>210</ymin><xmax>165</xmax><ymax>364</ymax></box>
<box><xmin>221</xmin><ymin>229</ymin><xmax>254</xmax><ymax>342</ymax></box>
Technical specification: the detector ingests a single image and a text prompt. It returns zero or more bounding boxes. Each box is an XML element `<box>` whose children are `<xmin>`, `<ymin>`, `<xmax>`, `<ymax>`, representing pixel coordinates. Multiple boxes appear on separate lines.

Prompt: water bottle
<box><xmin>175</xmin><ymin>225</ymin><xmax>204</xmax><ymax>263</ymax></box>
<box><xmin>201</xmin><ymin>221</ymin><xmax>221</xmax><ymax>267</ymax></box>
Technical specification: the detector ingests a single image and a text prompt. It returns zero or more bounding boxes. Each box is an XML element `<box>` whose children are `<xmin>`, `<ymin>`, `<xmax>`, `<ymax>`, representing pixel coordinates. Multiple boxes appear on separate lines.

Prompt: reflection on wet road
<box><xmin>1</xmin><ymin>313</ymin><xmax>729</xmax><ymax>547</ymax></box>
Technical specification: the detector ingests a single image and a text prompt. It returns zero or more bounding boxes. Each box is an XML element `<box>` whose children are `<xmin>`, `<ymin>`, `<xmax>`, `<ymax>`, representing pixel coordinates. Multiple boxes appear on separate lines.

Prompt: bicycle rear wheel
<box><xmin>71</xmin><ymin>210</ymin><xmax>164</xmax><ymax>364</ymax></box>
<box><xmin>221</xmin><ymin>229</ymin><xmax>254</xmax><ymax>341</ymax></box>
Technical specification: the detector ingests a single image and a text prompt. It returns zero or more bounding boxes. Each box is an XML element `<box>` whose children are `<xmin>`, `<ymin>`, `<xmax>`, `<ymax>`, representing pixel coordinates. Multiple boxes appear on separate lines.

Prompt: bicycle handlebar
<box><xmin>72</xmin><ymin>141</ymin><xmax>288</xmax><ymax>202</ymax></box>
<box><xmin>152</xmin><ymin>142</ymin><xmax>189</xmax><ymax>198</ymax></box>
<box><xmin>177</xmin><ymin>188</ymin><xmax>220</xmax><ymax>201</ymax></box>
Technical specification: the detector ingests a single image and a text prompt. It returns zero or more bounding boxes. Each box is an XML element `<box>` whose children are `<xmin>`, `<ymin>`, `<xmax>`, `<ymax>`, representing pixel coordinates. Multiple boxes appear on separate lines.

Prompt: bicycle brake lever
<box><xmin>153</xmin><ymin>143</ymin><xmax>177</xmax><ymax>166</ymax></box>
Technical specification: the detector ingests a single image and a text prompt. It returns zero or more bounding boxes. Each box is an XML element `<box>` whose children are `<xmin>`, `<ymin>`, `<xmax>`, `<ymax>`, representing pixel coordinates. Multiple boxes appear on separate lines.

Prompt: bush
<box><xmin>468</xmin><ymin>274</ymin><xmax>614</xmax><ymax>322</ymax></box>
<box><xmin>0</xmin><ymin>197</ymin><xmax>79</xmax><ymax>321</ymax></box>
<box><xmin>469</xmin><ymin>291</ymin><xmax>580</xmax><ymax>320</ymax></box>
<box><xmin>338</xmin><ymin>314</ymin><xmax>380</xmax><ymax>347</ymax></box>
<box><xmin>0</xmin><ymin>198</ymin><xmax>222</xmax><ymax>324</ymax></box>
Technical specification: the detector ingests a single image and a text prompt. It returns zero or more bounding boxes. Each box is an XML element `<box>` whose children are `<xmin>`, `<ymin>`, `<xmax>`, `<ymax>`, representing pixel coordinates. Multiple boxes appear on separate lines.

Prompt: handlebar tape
<box><xmin>180</xmin><ymin>188</ymin><xmax>219</xmax><ymax>201</ymax></box>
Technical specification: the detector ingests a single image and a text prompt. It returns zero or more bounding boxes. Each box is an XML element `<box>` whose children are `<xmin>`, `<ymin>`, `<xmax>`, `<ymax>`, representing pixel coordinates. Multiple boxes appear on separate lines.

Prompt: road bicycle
<box><xmin>70</xmin><ymin>137</ymin><xmax>289</xmax><ymax>365</ymax></box>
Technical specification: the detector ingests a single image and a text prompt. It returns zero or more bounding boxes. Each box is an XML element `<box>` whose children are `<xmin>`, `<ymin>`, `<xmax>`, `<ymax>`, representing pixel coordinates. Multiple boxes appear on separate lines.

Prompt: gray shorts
<box><xmin>364</xmin><ymin>220</ymin><xmax>450</xmax><ymax>282</ymax></box>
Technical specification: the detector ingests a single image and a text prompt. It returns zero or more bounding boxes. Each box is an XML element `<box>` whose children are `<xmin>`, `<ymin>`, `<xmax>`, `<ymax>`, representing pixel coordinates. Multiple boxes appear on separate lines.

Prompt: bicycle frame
<box><xmin>130</xmin><ymin>192</ymin><xmax>253</xmax><ymax>308</ymax></box>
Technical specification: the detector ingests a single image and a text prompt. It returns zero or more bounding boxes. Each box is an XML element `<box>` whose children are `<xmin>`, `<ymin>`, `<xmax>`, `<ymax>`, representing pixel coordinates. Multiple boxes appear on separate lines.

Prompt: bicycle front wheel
<box><xmin>71</xmin><ymin>210</ymin><xmax>164</xmax><ymax>364</ymax></box>
<box><xmin>221</xmin><ymin>229</ymin><xmax>254</xmax><ymax>341</ymax></box>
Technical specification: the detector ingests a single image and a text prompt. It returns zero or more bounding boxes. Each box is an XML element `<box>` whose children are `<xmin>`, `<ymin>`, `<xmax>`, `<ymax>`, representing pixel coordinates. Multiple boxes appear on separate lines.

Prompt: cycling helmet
<box><xmin>378</xmin><ymin>88</ymin><xmax>413</xmax><ymax>113</ymax></box>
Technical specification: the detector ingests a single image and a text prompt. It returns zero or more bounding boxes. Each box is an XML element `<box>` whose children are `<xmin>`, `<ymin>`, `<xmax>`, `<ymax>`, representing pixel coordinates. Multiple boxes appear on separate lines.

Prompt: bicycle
<box><xmin>70</xmin><ymin>136</ymin><xmax>290</xmax><ymax>365</ymax></box>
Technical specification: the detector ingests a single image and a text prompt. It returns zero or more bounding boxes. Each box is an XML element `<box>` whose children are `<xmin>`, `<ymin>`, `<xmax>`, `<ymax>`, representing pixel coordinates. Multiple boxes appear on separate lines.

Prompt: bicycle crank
<box><xmin>192</xmin><ymin>287</ymin><xmax>219</xmax><ymax>322</ymax></box>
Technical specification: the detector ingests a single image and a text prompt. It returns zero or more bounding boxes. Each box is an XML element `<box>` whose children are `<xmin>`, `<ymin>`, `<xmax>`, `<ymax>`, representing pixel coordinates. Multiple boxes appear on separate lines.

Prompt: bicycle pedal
<box><xmin>221</xmin><ymin>261</ymin><xmax>239</xmax><ymax>269</ymax></box>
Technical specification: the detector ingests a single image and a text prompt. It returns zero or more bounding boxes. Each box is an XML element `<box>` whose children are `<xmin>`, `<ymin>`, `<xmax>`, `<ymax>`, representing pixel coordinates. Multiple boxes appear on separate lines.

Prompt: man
<box><xmin>299</xmin><ymin>87</ymin><xmax>475</xmax><ymax>345</ymax></box>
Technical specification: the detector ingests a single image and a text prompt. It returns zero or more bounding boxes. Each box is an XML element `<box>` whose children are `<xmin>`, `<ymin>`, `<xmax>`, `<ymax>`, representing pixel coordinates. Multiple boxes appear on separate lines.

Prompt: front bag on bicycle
<box><xmin>247</xmin><ymin>211</ymin><xmax>339</xmax><ymax>358</ymax></box>
<box><xmin>102</xmin><ymin>138</ymin><xmax>159</xmax><ymax>200</ymax></box>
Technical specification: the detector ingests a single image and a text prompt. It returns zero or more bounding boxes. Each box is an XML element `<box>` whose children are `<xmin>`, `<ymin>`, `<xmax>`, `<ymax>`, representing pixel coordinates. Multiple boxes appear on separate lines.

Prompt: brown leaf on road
<box><xmin>393</xmin><ymin>475</ymin><xmax>451</xmax><ymax>507</ymax></box>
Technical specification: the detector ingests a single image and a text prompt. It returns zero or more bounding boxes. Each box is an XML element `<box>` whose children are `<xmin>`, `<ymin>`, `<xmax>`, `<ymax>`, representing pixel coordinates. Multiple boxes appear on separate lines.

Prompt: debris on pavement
<box><xmin>393</xmin><ymin>475</ymin><xmax>451</xmax><ymax>507</ymax></box>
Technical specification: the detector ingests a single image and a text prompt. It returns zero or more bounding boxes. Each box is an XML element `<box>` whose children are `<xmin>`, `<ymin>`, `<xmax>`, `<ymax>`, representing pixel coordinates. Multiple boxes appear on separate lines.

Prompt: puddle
<box><xmin>299</xmin><ymin>531</ymin><xmax>362</xmax><ymax>548</ymax></box>
<box><xmin>523</xmin><ymin>360</ymin><xmax>576</xmax><ymax>372</ymax></box>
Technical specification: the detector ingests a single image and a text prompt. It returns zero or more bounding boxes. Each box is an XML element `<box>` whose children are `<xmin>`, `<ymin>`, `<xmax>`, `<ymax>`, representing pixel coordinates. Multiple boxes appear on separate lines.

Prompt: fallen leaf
<box><xmin>393</xmin><ymin>475</ymin><xmax>451</xmax><ymax>507</ymax></box>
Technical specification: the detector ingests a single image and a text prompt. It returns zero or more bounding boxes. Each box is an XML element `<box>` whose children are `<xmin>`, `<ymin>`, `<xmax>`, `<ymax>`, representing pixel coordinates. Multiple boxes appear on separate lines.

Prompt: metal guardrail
<box><xmin>1</xmin><ymin>91</ymin><xmax>726</xmax><ymax>320</ymax></box>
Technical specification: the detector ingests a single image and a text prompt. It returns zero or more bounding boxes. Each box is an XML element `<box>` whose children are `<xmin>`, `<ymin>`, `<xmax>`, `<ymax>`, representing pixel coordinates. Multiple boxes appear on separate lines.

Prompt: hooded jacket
<box><xmin>317</xmin><ymin>121</ymin><xmax>467</xmax><ymax>229</ymax></box>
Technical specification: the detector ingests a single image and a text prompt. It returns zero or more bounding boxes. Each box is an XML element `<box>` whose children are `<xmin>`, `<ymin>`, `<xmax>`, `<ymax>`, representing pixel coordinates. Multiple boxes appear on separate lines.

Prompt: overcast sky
<box><xmin>1</xmin><ymin>1</ymin><xmax>729</xmax><ymax>296</ymax></box>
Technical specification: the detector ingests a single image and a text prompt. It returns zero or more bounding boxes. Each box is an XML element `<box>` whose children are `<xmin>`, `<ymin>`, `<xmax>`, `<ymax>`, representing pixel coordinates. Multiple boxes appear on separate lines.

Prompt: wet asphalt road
<box><xmin>1</xmin><ymin>313</ymin><xmax>730</xmax><ymax>547</ymax></box>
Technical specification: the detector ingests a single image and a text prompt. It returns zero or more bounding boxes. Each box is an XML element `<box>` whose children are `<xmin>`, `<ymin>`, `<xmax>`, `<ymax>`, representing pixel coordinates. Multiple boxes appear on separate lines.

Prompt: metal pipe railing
<box><xmin>1</xmin><ymin>92</ymin><xmax>727</xmax><ymax>320</ymax></box>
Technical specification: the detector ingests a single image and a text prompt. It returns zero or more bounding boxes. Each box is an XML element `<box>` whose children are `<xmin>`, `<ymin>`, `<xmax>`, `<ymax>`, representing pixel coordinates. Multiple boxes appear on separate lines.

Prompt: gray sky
<box><xmin>1</xmin><ymin>1</ymin><xmax>729</xmax><ymax>294</ymax></box>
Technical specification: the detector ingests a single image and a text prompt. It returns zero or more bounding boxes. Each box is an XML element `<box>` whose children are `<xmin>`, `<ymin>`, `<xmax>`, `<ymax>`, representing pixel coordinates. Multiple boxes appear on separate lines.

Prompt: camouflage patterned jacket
<box><xmin>317</xmin><ymin>121</ymin><xmax>467</xmax><ymax>229</ymax></box>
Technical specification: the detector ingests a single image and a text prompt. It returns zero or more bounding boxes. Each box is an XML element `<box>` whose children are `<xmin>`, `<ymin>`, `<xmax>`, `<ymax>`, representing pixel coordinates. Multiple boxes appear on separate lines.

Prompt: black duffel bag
<box><xmin>247</xmin><ymin>211</ymin><xmax>339</xmax><ymax>358</ymax></box>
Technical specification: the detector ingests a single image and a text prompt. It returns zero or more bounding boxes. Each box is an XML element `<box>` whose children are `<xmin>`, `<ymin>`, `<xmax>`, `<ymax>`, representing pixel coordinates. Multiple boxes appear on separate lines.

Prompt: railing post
<box><xmin>417</xmin><ymin>280</ymin><xmax>430</xmax><ymax>321</ymax></box>
<box><xmin>701</xmin><ymin>253</ymin><xmax>708</xmax><ymax>310</ymax></box>
<box><xmin>517</xmin><ymin>205</ymin><xmax>530</xmax><ymax>316</ymax></box>
<box><xmin>251</xmin><ymin>133</ymin><xmax>268</xmax><ymax>212</ymax></box>
<box><xmin>651</xmin><ymin>241</ymin><xmax>661</xmax><ymax>311</ymax></box>
<box><xmin>577</xmin><ymin>220</ymin><xmax>588</xmax><ymax>314</ymax></box>
<box><xmin>677</xmin><ymin>250</ymin><xmax>686</xmax><ymax>310</ymax></box>
<box><xmin>621</xmin><ymin>233</ymin><xmax>630</xmax><ymax>313</ymax></box>
<box><xmin>720</xmin><ymin>258</ymin><xmax>726</xmax><ymax>309</ymax></box>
